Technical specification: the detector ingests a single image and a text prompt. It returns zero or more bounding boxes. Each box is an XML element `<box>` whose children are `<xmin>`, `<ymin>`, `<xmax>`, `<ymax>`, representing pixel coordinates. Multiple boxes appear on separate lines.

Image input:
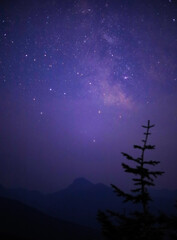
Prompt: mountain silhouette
<box><xmin>67</xmin><ymin>177</ymin><xmax>94</xmax><ymax>190</ymax></box>
<box><xmin>0</xmin><ymin>179</ymin><xmax>176</xmax><ymax>228</ymax></box>
<box><xmin>0</xmin><ymin>196</ymin><xmax>102</xmax><ymax>240</ymax></box>
<box><xmin>45</xmin><ymin>178</ymin><xmax>121</xmax><ymax>227</ymax></box>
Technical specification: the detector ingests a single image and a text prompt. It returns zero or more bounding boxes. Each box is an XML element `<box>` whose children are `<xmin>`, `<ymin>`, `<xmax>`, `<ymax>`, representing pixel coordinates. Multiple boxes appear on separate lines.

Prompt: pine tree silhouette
<box><xmin>98</xmin><ymin>120</ymin><xmax>164</xmax><ymax>240</ymax></box>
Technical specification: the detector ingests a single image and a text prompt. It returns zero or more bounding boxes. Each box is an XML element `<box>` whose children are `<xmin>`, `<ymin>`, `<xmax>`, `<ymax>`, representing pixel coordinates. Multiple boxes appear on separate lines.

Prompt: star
<box><xmin>0</xmin><ymin>0</ymin><xmax>177</xmax><ymax>192</ymax></box>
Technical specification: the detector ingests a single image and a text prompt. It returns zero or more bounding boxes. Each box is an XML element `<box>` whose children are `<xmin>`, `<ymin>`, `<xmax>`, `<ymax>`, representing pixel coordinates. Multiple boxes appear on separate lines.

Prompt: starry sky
<box><xmin>0</xmin><ymin>0</ymin><xmax>177</xmax><ymax>192</ymax></box>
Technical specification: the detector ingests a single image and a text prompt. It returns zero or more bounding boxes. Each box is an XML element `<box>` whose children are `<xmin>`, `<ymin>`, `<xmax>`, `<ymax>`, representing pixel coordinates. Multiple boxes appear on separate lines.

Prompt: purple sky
<box><xmin>0</xmin><ymin>0</ymin><xmax>177</xmax><ymax>192</ymax></box>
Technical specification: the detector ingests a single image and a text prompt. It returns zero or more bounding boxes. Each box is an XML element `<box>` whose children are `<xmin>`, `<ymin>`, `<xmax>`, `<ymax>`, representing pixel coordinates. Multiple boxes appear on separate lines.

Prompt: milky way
<box><xmin>0</xmin><ymin>0</ymin><xmax>177</xmax><ymax>192</ymax></box>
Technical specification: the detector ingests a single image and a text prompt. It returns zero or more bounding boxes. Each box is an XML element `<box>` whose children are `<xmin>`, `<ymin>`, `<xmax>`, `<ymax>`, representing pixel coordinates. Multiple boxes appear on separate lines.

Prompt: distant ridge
<box><xmin>0</xmin><ymin>179</ymin><xmax>176</xmax><ymax>228</ymax></box>
<box><xmin>0</xmin><ymin>196</ymin><xmax>102</xmax><ymax>240</ymax></box>
<box><xmin>68</xmin><ymin>177</ymin><xmax>94</xmax><ymax>190</ymax></box>
<box><xmin>73</xmin><ymin>177</ymin><xmax>93</xmax><ymax>185</ymax></box>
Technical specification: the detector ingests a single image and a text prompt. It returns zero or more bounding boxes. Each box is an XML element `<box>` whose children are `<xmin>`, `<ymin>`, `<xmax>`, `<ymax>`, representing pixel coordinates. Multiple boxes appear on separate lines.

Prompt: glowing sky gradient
<box><xmin>0</xmin><ymin>0</ymin><xmax>177</xmax><ymax>192</ymax></box>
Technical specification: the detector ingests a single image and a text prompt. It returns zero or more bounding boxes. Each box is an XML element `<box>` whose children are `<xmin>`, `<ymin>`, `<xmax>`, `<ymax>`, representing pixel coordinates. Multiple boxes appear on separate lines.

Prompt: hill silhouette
<box><xmin>0</xmin><ymin>178</ymin><xmax>176</xmax><ymax>228</ymax></box>
<box><xmin>0</xmin><ymin>196</ymin><xmax>102</xmax><ymax>240</ymax></box>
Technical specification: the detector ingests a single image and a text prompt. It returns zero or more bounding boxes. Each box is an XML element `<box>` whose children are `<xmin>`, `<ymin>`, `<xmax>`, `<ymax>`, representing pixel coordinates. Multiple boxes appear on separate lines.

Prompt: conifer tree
<box><xmin>98</xmin><ymin>120</ymin><xmax>164</xmax><ymax>240</ymax></box>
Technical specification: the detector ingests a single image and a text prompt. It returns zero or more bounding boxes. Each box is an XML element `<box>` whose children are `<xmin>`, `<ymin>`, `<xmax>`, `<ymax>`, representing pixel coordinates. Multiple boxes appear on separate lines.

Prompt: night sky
<box><xmin>0</xmin><ymin>0</ymin><xmax>177</xmax><ymax>192</ymax></box>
